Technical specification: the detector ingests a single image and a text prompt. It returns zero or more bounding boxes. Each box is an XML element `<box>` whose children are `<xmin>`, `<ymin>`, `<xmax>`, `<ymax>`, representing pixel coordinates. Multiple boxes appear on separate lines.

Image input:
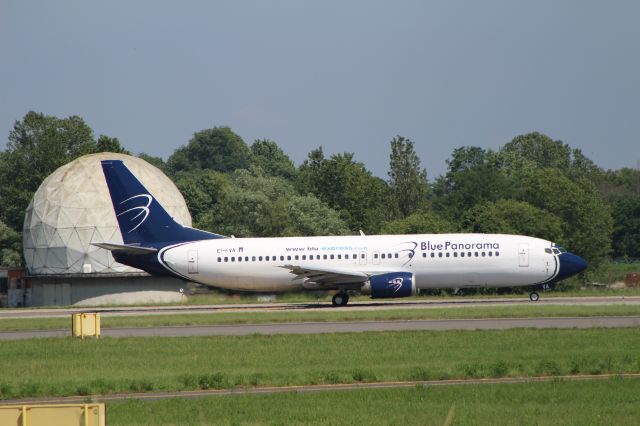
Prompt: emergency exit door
<box><xmin>518</xmin><ymin>244</ymin><xmax>529</xmax><ymax>267</ymax></box>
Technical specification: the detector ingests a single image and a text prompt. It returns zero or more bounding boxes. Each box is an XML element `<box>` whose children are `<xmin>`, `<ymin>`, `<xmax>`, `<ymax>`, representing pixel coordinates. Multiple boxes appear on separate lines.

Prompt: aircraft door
<box><xmin>518</xmin><ymin>244</ymin><xmax>529</xmax><ymax>267</ymax></box>
<box><xmin>188</xmin><ymin>250</ymin><xmax>198</xmax><ymax>274</ymax></box>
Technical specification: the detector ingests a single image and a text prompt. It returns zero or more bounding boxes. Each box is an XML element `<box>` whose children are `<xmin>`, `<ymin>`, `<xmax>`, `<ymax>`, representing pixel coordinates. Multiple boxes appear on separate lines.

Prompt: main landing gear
<box><xmin>332</xmin><ymin>292</ymin><xmax>349</xmax><ymax>307</ymax></box>
<box><xmin>529</xmin><ymin>292</ymin><xmax>540</xmax><ymax>302</ymax></box>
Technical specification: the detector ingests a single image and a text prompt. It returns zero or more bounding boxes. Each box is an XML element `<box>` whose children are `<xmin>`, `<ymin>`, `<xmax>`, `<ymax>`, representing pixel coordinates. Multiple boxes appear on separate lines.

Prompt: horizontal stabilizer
<box><xmin>91</xmin><ymin>242</ymin><xmax>158</xmax><ymax>255</ymax></box>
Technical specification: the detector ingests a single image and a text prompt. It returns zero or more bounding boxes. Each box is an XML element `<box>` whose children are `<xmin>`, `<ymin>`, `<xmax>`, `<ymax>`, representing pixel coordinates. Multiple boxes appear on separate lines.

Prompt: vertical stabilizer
<box><xmin>101</xmin><ymin>160</ymin><xmax>223</xmax><ymax>245</ymax></box>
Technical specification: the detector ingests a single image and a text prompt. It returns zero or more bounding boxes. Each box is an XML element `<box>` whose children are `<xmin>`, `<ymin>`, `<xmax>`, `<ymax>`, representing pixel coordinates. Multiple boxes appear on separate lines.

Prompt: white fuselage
<box><xmin>158</xmin><ymin>233</ymin><xmax>558</xmax><ymax>292</ymax></box>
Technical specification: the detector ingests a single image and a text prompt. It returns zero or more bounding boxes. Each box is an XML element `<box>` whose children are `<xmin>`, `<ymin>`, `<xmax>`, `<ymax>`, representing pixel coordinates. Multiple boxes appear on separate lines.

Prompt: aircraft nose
<box><xmin>556</xmin><ymin>252</ymin><xmax>588</xmax><ymax>281</ymax></box>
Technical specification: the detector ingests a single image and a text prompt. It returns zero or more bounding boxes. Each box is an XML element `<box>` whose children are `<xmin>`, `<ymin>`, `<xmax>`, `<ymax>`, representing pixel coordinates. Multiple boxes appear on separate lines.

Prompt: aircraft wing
<box><xmin>280</xmin><ymin>264</ymin><xmax>369</xmax><ymax>286</ymax></box>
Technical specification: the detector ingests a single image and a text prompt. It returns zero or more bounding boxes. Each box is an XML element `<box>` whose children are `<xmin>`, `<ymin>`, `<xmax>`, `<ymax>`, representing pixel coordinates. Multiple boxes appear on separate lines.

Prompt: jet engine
<box><xmin>363</xmin><ymin>272</ymin><xmax>417</xmax><ymax>299</ymax></box>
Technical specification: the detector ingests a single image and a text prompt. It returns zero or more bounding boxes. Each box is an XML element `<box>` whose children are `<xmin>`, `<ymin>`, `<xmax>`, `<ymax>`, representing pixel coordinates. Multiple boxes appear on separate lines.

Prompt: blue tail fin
<box><xmin>101</xmin><ymin>160</ymin><xmax>224</xmax><ymax>246</ymax></box>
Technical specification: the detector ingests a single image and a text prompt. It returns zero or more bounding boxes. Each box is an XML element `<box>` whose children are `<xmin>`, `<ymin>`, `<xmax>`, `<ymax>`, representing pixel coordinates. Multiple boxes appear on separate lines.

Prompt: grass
<box><xmin>105</xmin><ymin>377</ymin><xmax>640</xmax><ymax>425</ymax></box>
<box><xmin>1</xmin><ymin>304</ymin><xmax>640</xmax><ymax>332</ymax></box>
<box><xmin>0</xmin><ymin>328</ymin><xmax>638</xmax><ymax>399</ymax></box>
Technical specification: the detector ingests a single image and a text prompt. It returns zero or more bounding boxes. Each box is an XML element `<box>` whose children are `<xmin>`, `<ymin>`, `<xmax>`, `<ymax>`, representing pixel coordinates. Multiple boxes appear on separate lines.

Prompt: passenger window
<box><xmin>475</xmin><ymin>252</ymin><xmax>479</xmax><ymax>257</ymax></box>
<box><xmin>330</xmin><ymin>254</ymin><xmax>335</xmax><ymax>260</ymax></box>
<box><xmin>395</xmin><ymin>253</ymin><xmax>399</xmax><ymax>258</ymax></box>
<box><xmin>280</xmin><ymin>256</ymin><xmax>284</xmax><ymax>261</ymax></box>
<box><xmin>294</xmin><ymin>255</ymin><xmax>299</xmax><ymax>260</ymax></box>
<box><xmin>252</xmin><ymin>256</ymin><xmax>256</xmax><ymax>261</ymax></box>
<box><xmin>431</xmin><ymin>253</ymin><xmax>435</xmax><ymax>258</ymax></box>
<box><xmin>224</xmin><ymin>257</ymin><xmax>228</xmax><ymax>262</ymax></box>
<box><xmin>453</xmin><ymin>252</ymin><xmax>458</xmax><ymax>257</ymax></box>
<box><xmin>438</xmin><ymin>252</ymin><xmax>443</xmax><ymax>258</ymax></box>
<box><xmin>238</xmin><ymin>257</ymin><xmax>242</xmax><ymax>262</ymax></box>
<box><xmin>258</xmin><ymin>256</ymin><xmax>263</xmax><ymax>261</ymax></box>
<box><xmin>338</xmin><ymin>254</ymin><xmax>342</xmax><ymax>259</ymax></box>
<box><xmin>287</xmin><ymin>256</ymin><xmax>291</xmax><ymax>261</ymax></box>
<box><xmin>231</xmin><ymin>257</ymin><xmax>235</xmax><ymax>262</ymax></box>
<box><xmin>408</xmin><ymin>252</ymin><xmax>414</xmax><ymax>258</ymax></box>
<box><xmin>488</xmin><ymin>252</ymin><xmax>492</xmax><ymax>257</ymax></box>
<box><xmin>468</xmin><ymin>252</ymin><xmax>472</xmax><ymax>257</ymax></box>
<box><xmin>353</xmin><ymin>254</ymin><xmax>358</xmax><ymax>259</ymax></box>
<box><xmin>381</xmin><ymin>254</ymin><xmax>386</xmax><ymax>259</ymax></box>
<box><xmin>217</xmin><ymin>257</ymin><xmax>221</xmax><ymax>262</ymax></box>
<box><xmin>374</xmin><ymin>254</ymin><xmax>378</xmax><ymax>259</ymax></box>
<box><xmin>324</xmin><ymin>254</ymin><xmax>328</xmax><ymax>260</ymax></box>
<box><xmin>302</xmin><ymin>255</ymin><xmax>306</xmax><ymax>260</ymax></box>
<box><xmin>481</xmin><ymin>252</ymin><xmax>486</xmax><ymax>257</ymax></box>
<box><xmin>245</xmin><ymin>256</ymin><xmax>249</xmax><ymax>261</ymax></box>
<box><xmin>422</xmin><ymin>253</ymin><xmax>427</xmax><ymax>258</ymax></box>
<box><xmin>461</xmin><ymin>252</ymin><xmax>465</xmax><ymax>258</ymax></box>
<box><xmin>446</xmin><ymin>252</ymin><xmax>450</xmax><ymax>258</ymax></box>
<box><xmin>495</xmin><ymin>251</ymin><xmax>500</xmax><ymax>257</ymax></box>
<box><xmin>361</xmin><ymin>253</ymin><xmax>365</xmax><ymax>259</ymax></box>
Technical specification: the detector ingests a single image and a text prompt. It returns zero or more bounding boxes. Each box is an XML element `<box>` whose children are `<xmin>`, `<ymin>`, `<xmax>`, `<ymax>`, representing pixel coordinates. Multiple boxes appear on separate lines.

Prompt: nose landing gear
<box><xmin>529</xmin><ymin>292</ymin><xmax>539</xmax><ymax>302</ymax></box>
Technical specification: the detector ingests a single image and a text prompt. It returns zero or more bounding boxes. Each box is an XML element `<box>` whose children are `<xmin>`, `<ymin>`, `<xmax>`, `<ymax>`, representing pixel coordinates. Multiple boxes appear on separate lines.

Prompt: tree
<box><xmin>138</xmin><ymin>153</ymin><xmax>168</xmax><ymax>173</ymax></box>
<box><xmin>380</xmin><ymin>211</ymin><xmax>456</xmax><ymax>235</ymax></box>
<box><xmin>432</xmin><ymin>147</ymin><xmax>510</xmax><ymax>222</ymax></box>
<box><xmin>249</xmin><ymin>139</ymin><xmax>297</xmax><ymax>180</ymax></box>
<box><xmin>514</xmin><ymin>169</ymin><xmax>612</xmax><ymax>266</ymax></box>
<box><xmin>463</xmin><ymin>199</ymin><xmax>564</xmax><ymax>243</ymax></box>
<box><xmin>0</xmin><ymin>112</ymin><xmax>97</xmax><ymax>231</ymax></box>
<box><xmin>0</xmin><ymin>219</ymin><xmax>22</xmax><ymax>267</ymax></box>
<box><xmin>388</xmin><ymin>136</ymin><xmax>429</xmax><ymax>218</ymax></box>
<box><xmin>167</xmin><ymin>127</ymin><xmax>250</xmax><ymax>174</ymax></box>
<box><xmin>610</xmin><ymin>195</ymin><xmax>640</xmax><ymax>258</ymax></box>
<box><xmin>96</xmin><ymin>135</ymin><xmax>129</xmax><ymax>154</ymax></box>
<box><xmin>500</xmin><ymin>132</ymin><xmax>601</xmax><ymax>181</ymax></box>
<box><xmin>198</xmin><ymin>169</ymin><xmax>349</xmax><ymax>237</ymax></box>
<box><xmin>298</xmin><ymin>148</ymin><xmax>391</xmax><ymax>233</ymax></box>
<box><xmin>174</xmin><ymin>170</ymin><xmax>230</xmax><ymax>229</ymax></box>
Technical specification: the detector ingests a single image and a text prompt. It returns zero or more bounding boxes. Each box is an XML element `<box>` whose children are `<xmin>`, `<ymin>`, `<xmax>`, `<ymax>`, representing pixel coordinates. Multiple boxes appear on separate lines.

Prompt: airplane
<box><xmin>93</xmin><ymin>159</ymin><xmax>588</xmax><ymax>306</ymax></box>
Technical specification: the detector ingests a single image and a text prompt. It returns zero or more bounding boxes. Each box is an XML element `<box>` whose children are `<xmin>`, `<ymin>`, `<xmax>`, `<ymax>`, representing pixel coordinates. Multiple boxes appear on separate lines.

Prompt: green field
<box><xmin>1</xmin><ymin>304</ymin><xmax>640</xmax><ymax>332</ymax></box>
<box><xmin>105</xmin><ymin>377</ymin><xmax>640</xmax><ymax>425</ymax></box>
<box><xmin>0</xmin><ymin>328</ymin><xmax>638</xmax><ymax>399</ymax></box>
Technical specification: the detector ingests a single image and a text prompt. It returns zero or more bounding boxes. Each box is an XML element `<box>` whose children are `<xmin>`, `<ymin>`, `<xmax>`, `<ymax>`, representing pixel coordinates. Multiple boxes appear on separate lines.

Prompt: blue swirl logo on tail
<box><xmin>118</xmin><ymin>194</ymin><xmax>153</xmax><ymax>233</ymax></box>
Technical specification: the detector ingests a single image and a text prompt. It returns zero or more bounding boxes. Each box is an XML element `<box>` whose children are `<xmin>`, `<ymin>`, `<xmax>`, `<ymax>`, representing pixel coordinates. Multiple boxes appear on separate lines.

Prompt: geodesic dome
<box><xmin>23</xmin><ymin>152</ymin><xmax>192</xmax><ymax>275</ymax></box>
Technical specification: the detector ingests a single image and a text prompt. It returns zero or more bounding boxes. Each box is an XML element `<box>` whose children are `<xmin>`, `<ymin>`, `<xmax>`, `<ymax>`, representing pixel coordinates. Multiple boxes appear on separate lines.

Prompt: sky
<box><xmin>1</xmin><ymin>1</ymin><xmax>639</xmax><ymax>179</ymax></box>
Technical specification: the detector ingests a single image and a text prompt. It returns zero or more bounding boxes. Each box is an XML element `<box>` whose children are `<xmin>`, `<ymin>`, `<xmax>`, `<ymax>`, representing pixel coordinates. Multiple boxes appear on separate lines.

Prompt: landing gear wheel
<box><xmin>529</xmin><ymin>292</ymin><xmax>539</xmax><ymax>302</ymax></box>
<box><xmin>332</xmin><ymin>293</ymin><xmax>349</xmax><ymax>307</ymax></box>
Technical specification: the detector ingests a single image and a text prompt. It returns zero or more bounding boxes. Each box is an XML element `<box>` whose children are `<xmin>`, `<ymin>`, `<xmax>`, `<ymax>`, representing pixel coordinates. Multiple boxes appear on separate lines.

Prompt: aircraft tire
<box><xmin>332</xmin><ymin>293</ymin><xmax>349</xmax><ymax>307</ymax></box>
<box><xmin>529</xmin><ymin>292</ymin><xmax>539</xmax><ymax>302</ymax></box>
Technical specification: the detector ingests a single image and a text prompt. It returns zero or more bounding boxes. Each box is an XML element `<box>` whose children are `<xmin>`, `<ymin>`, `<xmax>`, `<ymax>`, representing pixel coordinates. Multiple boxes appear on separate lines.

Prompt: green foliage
<box><xmin>96</xmin><ymin>135</ymin><xmax>129</xmax><ymax>154</ymax></box>
<box><xmin>198</xmin><ymin>169</ymin><xmax>349</xmax><ymax>237</ymax></box>
<box><xmin>500</xmin><ymin>132</ymin><xmax>602</xmax><ymax>180</ymax></box>
<box><xmin>174</xmin><ymin>170</ymin><xmax>229</xmax><ymax>228</ymax></box>
<box><xmin>137</xmin><ymin>153</ymin><xmax>167</xmax><ymax>172</ymax></box>
<box><xmin>298</xmin><ymin>148</ymin><xmax>391</xmax><ymax>233</ymax></box>
<box><xmin>380</xmin><ymin>211</ymin><xmax>457</xmax><ymax>234</ymax></box>
<box><xmin>249</xmin><ymin>139</ymin><xmax>297</xmax><ymax>180</ymax></box>
<box><xmin>463</xmin><ymin>199</ymin><xmax>564</xmax><ymax>242</ymax></box>
<box><xmin>514</xmin><ymin>169</ymin><xmax>612</xmax><ymax>266</ymax></box>
<box><xmin>167</xmin><ymin>126</ymin><xmax>250</xmax><ymax>174</ymax></box>
<box><xmin>433</xmin><ymin>147</ymin><xmax>510</xmax><ymax>221</ymax></box>
<box><xmin>388</xmin><ymin>136</ymin><xmax>429</xmax><ymax>217</ymax></box>
<box><xmin>610</xmin><ymin>195</ymin><xmax>640</xmax><ymax>258</ymax></box>
<box><xmin>0</xmin><ymin>219</ymin><xmax>22</xmax><ymax>267</ymax></box>
<box><xmin>0</xmin><ymin>111</ymin><xmax>98</xmax><ymax>231</ymax></box>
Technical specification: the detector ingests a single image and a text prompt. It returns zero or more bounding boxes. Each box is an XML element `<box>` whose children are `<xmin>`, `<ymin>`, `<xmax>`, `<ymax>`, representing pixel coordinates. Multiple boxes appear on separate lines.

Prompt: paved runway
<box><xmin>1</xmin><ymin>315</ymin><xmax>639</xmax><ymax>340</ymax></box>
<box><xmin>1</xmin><ymin>295</ymin><xmax>639</xmax><ymax>319</ymax></box>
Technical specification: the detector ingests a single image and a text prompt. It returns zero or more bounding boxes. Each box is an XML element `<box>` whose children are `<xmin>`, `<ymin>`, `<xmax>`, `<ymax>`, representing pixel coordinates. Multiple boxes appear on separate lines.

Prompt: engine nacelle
<box><xmin>365</xmin><ymin>272</ymin><xmax>416</xmax><ymax>299</ymax></box>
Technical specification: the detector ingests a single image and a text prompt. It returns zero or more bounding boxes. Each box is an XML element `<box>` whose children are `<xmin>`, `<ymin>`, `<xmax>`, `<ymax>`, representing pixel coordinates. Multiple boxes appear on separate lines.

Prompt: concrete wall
<box><xmin>29</xmin><ymin>274</ymin><xmax>188</xmax><ymax>306</ymax></box>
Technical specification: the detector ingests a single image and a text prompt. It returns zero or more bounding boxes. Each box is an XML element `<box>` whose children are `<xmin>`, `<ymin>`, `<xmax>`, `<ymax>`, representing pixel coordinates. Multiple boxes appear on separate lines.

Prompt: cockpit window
<box><xmin>545</xmin><ymin>248</ymin><xmax>552</xmax><ymax>254</ymax></box>
<box><xmin>551</xmin><ymin>244</ymin><xmax>568</xmax><ymax>254</ymax></box>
